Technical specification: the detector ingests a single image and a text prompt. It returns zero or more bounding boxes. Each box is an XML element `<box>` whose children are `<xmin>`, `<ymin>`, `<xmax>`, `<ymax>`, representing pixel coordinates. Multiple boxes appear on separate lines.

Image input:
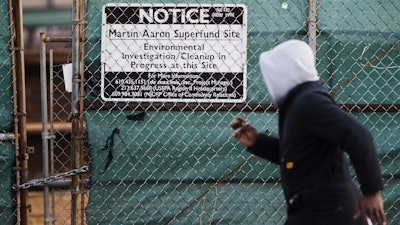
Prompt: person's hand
<box><xmin>229</xmin><ymin>117</ymin><xmax>258</xmax><ymax>148</ymax></box>
<box><xmin>354</xmin><ymin>191</ymin><xmax>386</xmax><ymax>225</ymax></box>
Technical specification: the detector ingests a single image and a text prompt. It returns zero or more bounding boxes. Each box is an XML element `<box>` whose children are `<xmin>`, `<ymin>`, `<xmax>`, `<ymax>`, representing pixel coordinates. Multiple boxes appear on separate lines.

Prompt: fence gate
<box><xmin>30</xmin><ymin>33</ymin><xmax>89</xmax><ymax>225</ymax></box>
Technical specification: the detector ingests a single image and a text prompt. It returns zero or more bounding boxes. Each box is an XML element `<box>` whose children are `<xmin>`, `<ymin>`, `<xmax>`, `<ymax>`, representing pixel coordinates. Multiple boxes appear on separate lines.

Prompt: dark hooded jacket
<box><xmin>249</xmin><ymin>40</ymin><xmax>383</xmax><ymax>224</ymax></box>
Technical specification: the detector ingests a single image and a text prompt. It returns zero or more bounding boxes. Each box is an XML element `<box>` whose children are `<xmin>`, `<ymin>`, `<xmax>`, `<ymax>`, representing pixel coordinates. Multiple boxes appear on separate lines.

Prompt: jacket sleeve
<box><xmin>299</xmin><ymin>91</ymin><xmax>383</xmax><ymax>195</ymax></box>
<box><xmin>247</xmin><ymin>133</ymin><xmax>280</xmax><ymax>165</ymax></box>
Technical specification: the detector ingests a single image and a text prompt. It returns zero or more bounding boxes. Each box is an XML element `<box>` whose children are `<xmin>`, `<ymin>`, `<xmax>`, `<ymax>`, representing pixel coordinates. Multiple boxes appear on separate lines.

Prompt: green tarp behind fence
<box><xmin>0</xmin><ymin>2</ymin><xmax>14</xmax><ymax>131</ymax></box>
<box><xmin>84</xmin><ymin>0</ymin><xmax>399</xmax><ymax>224</ymax></box>
<box><xmin>0</xmin><ymin>142</ymin><xmax>16</xmax><ymax>224</ymax></box>
<box><xmin>0</xmin><ymin>1</ymin><xmax>16</xmax><ymax>224</ymax></box>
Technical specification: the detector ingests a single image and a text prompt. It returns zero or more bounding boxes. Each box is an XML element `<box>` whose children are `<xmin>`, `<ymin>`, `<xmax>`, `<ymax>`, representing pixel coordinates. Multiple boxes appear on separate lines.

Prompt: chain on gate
<box><xmin>12</xmin><ymin>166</ymin><xmax>89</xmax><ymax>191</ymax></box>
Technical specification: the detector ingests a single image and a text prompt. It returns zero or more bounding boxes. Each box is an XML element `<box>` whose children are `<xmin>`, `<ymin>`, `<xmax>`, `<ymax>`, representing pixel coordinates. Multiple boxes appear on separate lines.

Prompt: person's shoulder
<box><xmin>289</xmin><ymin>84</ymin><xmax>340</xmax><ymax>123</ymax></box>
<box><xmin>293</xmin><ymin>83</ymin><xmax>334</xmax><ymax>109</ymax></box>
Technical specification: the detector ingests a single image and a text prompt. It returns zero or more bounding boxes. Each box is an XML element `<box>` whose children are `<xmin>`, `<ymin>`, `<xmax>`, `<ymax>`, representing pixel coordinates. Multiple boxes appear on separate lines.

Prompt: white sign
<box><xmin>62</xmin><ymin>63</ymin><xmax>73</xmax><ymax>92</ymax></box>
<box><xmin>101</xmin><ymin>3</ymin><xmax>247</xmax><ymax>102</ymax></box>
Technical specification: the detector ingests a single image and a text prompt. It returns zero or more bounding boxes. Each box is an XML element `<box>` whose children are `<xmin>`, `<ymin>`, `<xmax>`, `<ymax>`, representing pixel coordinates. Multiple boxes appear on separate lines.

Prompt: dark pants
<box><xmin>284</xmin><ymin>184</ymin><xmax>364</xmax><ymax>225</ymax></box>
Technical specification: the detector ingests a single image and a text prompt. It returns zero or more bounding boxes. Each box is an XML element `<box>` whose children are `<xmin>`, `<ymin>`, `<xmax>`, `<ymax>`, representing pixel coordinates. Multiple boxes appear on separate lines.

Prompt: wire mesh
<box><xmin>80</xmin><ymin>0</ymin><xmax>400</xmax><ymax>224</ymax></box>
<box><xmin>0</xmin><ymin>1</ymin><xmax>18</xmax><ymax>224</ymax></box>
<box><xmin>14</xmin><ymin>0</ymin><xmax>399</xmax><ymax>225</ymax></box>
<box><xmin>46</xmin><ymin>63</ymin><xmax>90</xmax><ymax>225</ymax></box>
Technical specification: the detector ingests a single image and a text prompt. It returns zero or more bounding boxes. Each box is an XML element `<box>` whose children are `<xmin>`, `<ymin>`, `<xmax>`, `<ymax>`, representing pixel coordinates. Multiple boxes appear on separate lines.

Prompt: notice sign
<box><xmin>101</xmin><ymin>3</ymin><xmax>247</xmax><ymax>102</ymax></box>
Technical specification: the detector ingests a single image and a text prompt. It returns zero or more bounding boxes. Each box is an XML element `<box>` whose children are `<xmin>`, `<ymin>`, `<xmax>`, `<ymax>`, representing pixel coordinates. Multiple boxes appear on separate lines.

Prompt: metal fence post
<box><xmin>72</xmin><ymin>0</ymin><xmax>82</xmax><ymax>224</ymax></box>
<box><xmin>39</xmin><ymin>32</ymin><xmax>51</xmax><ymax>225</ymax></box>
<box><xmin>14</xmin><ymin>1</ymin><xmax>28</xmax><ymax>224</ymax></box>
<box><xmin>308</xmin><ymin>0</ymin><xmax>317</xmax><ymax>56</ymax></box>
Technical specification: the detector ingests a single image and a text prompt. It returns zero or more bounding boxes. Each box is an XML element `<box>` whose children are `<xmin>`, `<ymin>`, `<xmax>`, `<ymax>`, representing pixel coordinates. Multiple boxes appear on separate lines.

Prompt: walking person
<box><xmin>230</xmin><ymin>40</ymin><xmax>386</xmax><ymax>225</ymax></box>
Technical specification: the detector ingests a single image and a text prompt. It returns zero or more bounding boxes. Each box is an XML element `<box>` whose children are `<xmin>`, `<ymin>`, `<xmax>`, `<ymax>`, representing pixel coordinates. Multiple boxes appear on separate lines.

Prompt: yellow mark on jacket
<box><xmin>286</xmin><ymin>162</ymin><xmax>294</xmax><ymax>169</ymax></box>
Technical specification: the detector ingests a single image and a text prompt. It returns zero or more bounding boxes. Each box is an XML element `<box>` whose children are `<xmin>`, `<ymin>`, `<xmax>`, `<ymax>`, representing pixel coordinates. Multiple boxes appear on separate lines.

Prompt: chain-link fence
<box><xmin>41</xmin><ymin>59</ymin><xmax>89</xmax><ymax>225</ymax></box>
<box><xmin>26</xmin><ymin>42</ymin><xmax>90</xmax><ymax>225</ymax></box>
<box><xmin>0</xmin><ymin>1</ymin><xmax>22</xmax><ymax>224</ymax></box>
<box><xmin>14</xmin><ymin>0</ymin><xmax>399</xmax><ymax>224</ymax></box>
<box><xmin>80</xmin><ymin>0</ymin><xmax>399</xmax><ymax>224</ymax></box>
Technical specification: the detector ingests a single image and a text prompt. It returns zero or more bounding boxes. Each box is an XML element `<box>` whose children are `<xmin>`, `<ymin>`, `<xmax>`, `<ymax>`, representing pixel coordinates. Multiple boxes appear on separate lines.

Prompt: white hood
<box><xmin>259</xmin><ymin>40</ymin><xmax>319</xmax><ymax>106</ymax></box>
